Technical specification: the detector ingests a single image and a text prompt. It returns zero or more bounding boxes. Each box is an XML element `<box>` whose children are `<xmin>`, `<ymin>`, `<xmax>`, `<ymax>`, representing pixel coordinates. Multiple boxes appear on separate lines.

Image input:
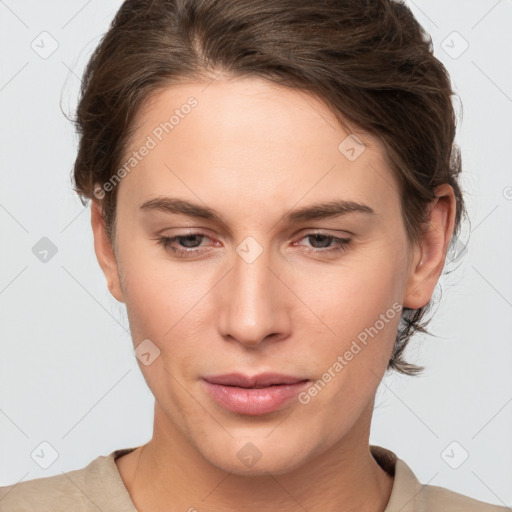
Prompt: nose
<box><xmin>216</xmin><ymin>240</ymin><xmax>291</xmax><ymax>348</ymax></box>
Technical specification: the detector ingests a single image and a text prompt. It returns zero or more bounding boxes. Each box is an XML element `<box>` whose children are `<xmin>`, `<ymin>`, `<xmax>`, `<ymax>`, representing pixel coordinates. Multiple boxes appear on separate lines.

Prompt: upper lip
<box><xmin>203</xmin><ymin>373</ymin><xmax>309</xmax><ymax>388</ymax></box>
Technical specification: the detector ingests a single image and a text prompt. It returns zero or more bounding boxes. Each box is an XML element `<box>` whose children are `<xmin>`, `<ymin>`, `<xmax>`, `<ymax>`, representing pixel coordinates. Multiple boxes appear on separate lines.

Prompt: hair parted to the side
<box><xmin>70</xmin><ymin>0</ymin><xmax>466</xmax><ymax>376</ymax></box>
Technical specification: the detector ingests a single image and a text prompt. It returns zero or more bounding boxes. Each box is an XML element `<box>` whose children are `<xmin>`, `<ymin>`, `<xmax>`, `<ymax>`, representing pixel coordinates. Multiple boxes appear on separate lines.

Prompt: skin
<box><xmin>91</xmin><ymin>75</ymin><xmax>456</xmax><ymax>511</ymax></box>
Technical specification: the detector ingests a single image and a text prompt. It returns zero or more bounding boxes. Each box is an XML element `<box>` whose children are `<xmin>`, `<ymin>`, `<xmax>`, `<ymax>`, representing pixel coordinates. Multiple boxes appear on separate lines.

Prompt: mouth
<box><xmin>201</xmin><ymin>373</ymin><xmax>310</xmax><ymax>415</ymax></box>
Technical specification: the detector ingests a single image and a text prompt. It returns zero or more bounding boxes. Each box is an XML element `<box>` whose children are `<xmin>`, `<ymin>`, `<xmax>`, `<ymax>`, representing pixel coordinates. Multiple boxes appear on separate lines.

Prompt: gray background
<box><xmin>1</xmin><ymin>0</ymin><xmax>511</xmax><ymax>507</ymax></box>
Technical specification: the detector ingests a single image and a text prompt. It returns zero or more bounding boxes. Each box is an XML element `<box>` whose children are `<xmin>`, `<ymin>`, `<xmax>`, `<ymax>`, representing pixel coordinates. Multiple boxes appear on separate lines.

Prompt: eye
<box><xmin>294</xmin><ymin>232</ymin><xmax>351</xmax><ymax>254</ymax></box>
<box><xmin>157</xmin><ymin>233</ymin><xmax>213</xmax><ymax>257</ymax></box>
<box><xmin>157</xmin><ymin>231</ymin><xmax>352</xmax><ymax>258</ymax></box>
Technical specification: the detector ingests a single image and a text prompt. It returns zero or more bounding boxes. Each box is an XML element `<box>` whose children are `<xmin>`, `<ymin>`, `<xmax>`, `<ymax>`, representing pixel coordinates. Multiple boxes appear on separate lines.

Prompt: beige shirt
<box><xmin>0</xmin><ymin>445</ymin><xmax>508</xmax><ymax>511</ymax></box>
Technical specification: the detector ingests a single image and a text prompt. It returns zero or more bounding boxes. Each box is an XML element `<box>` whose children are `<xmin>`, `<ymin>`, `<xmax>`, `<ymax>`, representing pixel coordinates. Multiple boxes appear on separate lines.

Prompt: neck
<box><xmin>117</xmin><ymin>402</ymin><xmax>393</xmax><ymax>512</ymax></box>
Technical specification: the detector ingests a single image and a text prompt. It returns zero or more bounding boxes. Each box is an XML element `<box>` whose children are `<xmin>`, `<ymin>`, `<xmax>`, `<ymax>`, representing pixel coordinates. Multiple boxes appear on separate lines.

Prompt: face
<box><xmin>92</xmin><ymin>76</ymin><xmax>442</xmax><ymax>475</ymax></box>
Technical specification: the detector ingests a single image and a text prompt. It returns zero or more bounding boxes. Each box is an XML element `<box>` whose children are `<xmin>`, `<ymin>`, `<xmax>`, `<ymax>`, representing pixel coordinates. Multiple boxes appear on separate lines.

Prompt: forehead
<box><xmin>116</xmin><ymin>76</ymin><xmax>399</xmax><ymax>219</ymax></box>
<box><xmin>130</xmin><ymin>76</ymin><xmax>370</xmax><ymax>155</ymax></box>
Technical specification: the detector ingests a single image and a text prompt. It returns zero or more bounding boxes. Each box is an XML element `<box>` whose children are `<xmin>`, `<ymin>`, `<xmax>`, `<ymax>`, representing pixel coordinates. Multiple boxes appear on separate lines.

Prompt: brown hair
<box><xmin>70</xmin><ymin>0</ymin><xmax>466</xmax><ymax>376</ymax></box>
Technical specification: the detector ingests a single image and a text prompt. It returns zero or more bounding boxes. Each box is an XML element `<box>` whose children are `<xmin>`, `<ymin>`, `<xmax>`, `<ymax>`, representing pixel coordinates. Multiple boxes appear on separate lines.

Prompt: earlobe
<box><xmin>90</xmin><ymin>199</ymin><xmax>125</xmax><ymax>303</ymax></box>
<box><xmin>403</xmin><ymin>184</ymin><xmax>457</xmax><ymax>310</ymax></box>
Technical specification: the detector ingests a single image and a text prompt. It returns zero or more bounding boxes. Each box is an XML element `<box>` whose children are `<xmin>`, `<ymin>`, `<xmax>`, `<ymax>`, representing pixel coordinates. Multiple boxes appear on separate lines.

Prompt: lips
<box><xmin>201</xmin><ymin>372</ymin><xmax>310</xmax><ymax>415</ymax></box>
<box><xmin>203</xmin><ymin>372</ymin><xmax>308</xmax><ymax>388</ymax></box>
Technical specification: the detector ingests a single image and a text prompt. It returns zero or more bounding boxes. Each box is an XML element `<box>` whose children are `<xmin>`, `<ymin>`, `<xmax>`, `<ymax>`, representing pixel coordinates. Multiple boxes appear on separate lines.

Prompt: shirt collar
<box><xmin>104</xmin><ymin>444</ymin><xmax>423</xmax><ymax>511</ymax></box>
<box><xmin>371</xmin><ymin>444</ymin><xmax>424</xmax><ymax>511</ymax></box>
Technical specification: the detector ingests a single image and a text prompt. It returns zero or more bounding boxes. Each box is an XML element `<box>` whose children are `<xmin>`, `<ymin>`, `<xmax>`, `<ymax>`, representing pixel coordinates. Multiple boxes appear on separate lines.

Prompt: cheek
<box><xmin>292</xmin><ymin>241</ymin><xmax>407</xmax><ymax>339</ymax></box>
<box><xmin>118</xmin><ymin>247</ymin><xmax>216</xmax><ymax>378</ymax></box>
<box><xmin>288</xmin><ymin>240</ymin><xmax>408</xmax><ymax>401</ymax></box>
<box><xmin>119</xmin><ymin>242</ymin><xmax>196</xmax><ymax>331</ymax></box>
<box><xmin>294</xmin><ymin>261</ymin><xmax>404</xmax><ymax>426</ymax></box>
<box><xmin>119</xmin><ymin>259</ymin><xmax>205</xmax><ymax>407</ymax></box>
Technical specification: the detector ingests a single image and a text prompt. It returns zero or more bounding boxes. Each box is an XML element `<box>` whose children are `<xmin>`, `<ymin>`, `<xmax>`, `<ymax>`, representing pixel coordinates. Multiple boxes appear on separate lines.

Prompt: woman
<box><xmin>0</xmin><ymin>0</ymin><xmax>507</xmax><ymax>510</ymax></box>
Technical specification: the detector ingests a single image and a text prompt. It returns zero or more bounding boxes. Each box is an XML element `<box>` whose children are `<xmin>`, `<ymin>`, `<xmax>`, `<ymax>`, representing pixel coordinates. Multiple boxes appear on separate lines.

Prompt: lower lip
<box><xmin>202</xmin><ymin>379</ymin><xmax>310</xmax><ymax>415</ymax></box>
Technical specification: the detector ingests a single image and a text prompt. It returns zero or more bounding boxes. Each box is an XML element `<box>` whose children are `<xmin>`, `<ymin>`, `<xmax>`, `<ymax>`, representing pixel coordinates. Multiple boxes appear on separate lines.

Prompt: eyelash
<box><xmin>157</xmin><ymin>232</ymin><xmax>351</xmax><ymax>257</ymax></box>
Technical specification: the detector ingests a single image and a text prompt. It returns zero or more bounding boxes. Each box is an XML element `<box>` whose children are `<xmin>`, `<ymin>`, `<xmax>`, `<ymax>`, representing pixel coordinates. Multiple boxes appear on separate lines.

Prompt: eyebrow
<box><xmin>139</xmin><ymin>196</ymin><xmax>375</xmax><ymax>226</ymax></box>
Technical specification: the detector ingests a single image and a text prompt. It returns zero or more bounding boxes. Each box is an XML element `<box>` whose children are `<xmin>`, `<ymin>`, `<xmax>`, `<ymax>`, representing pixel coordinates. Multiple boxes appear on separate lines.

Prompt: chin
<box><xmin>195</xmin><ymin>434</ymin><xmax>316</xmax><ymax>476</ymax></box>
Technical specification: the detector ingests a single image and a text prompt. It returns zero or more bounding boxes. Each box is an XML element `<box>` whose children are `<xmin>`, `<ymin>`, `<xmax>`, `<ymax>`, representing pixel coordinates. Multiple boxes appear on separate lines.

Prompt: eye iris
<box><xmin>180</xmin><ymin>235</ymin><xmax>202</xmax><ymax>248</ymax></box>
<box><xmin>309</xmin><ymin>234</ymin><xmax>331</xmax><ymax>248</ymax></box>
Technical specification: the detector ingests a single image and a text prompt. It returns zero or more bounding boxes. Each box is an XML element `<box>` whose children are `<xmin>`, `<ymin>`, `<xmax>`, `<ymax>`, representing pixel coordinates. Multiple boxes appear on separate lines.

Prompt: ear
<box><xmin>404</xmin><ymin>183</ymin><xmax>457</xmax><ymax>309</ymax></box>
<box><xmin>90</xmin><ymin>198</ymin><xmax>125</xmax><ymax>303</ymax></box>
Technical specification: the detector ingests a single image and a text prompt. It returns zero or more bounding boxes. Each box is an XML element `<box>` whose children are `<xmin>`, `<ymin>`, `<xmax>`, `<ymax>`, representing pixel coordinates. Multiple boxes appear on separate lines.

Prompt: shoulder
<box><xmin>0</xmin><ymin>447</ymin><xmax>138</xmax><ymax>512</ymax></box>
<box><xmin>0</xmin><ymin>466</ymin><xmax>95</xmax><ymax>512</ymax></box>
<box><xmin>370</xmin><ymin>445</ymin><xmax>509</xmax><ymax>512</ymax></box>
<box><xmin>418</xmin><ymin>481</ymin><xmax>509</xmax><ymax>511</ymax></box>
